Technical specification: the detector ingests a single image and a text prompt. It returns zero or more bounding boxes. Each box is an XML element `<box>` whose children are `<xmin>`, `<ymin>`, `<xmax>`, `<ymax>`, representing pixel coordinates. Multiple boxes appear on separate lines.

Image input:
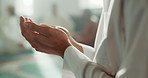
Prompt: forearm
<box><xmin>69</xmin><ymin>36</ymin><xmax>95</xmax><ymax>60</ymax></box>
<box><xmin>69</xmin><ymin>36</ymin><xmax>84</xmax><ymax>52</ymax></box>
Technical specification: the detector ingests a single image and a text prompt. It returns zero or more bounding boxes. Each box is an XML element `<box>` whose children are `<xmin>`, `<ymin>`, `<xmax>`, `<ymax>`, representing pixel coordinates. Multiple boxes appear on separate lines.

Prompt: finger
<box><xmin>29</xmin><ymin>18</ymin><xmax>33</xmax><ymax>22</ymax></box>
<box><xmin>26</xmin><ymin>17</ymin><xmax>33</xmax><ymax>22</ymax></box>
<box><xmin>57</xmin><ymin>26</ymin><xmax>69</xmax><ymax>34</ymax></box>
<box><xmin>25</xmin><ymin>17</ymin><xmax>29</xmax><ymax>22</ymax></box>
<box><xmin>20</xmin><ymin>18</ymin><xmax>37</xmax><ymax>47</ymax></box>
<box><xmin>40</xmin><ymin>24</ymin><xmax>50</xmax><ymax>27</ymax></box>
<box><xmin>50</xmin><ymin>26</ymin><xmax>69</xmax><ymax>36</ymax></box>
<box><xmin>33</xmin><ymin>40</ymin><xmax>50</xmax><ymax>52</ymax></box>
<box><xmin>23</xmin><ymin>30</ymin><xmax>37</xmax><ymax>48</ymax></box>
<box><xmin>27</xmin><ymin>32</ymin><xmax>53</xmax><ymax>53</ymax></box>
<box><xmin>34</xmin><ymin>43</ymin><xmax>59</xmax><ymax>55</ymax></box>
<box><xmin>22</xmin><ymin>23</ymin><xmax>31</xmax><ymax>38</ymax></box>
<box><xmin>26</xmin><ymin>30</ymin><xmax>44</xmax><ymax>44</ymax></box>
<box><xmin>28</xmin><ymin>30</ymin><xmax>59</xmax><ymax>52</ymax></box>
<box><xmin>27</xmin><ymin>31</ymin><xmax>61</xmax><ymax>55</ymax></box>
<box><xmin>27</xmin><ymin>18</ymin><xmax>30</xmax><ymax>22</ymax></box>
<box><xmin>20</xmin><ymin>17</ymin><xmax>30</xmax><ymax>33</ymax></box>
<box><xmin>20</xmin><ymin>16</ymin><xmax>25</xmax><ymax>31</ymax></box>
<box><xmin>24</xmin><ymin>18</ymin><xmax>32</xmax><ymax>30</ymax></box>
<box><xmin>46</xmin><ymin>25</ymin><xmax>68</xmax><ymax>35</ymax></box>
<box><xmin>29</xmin><ymin>41</ymin><xmax>37</xmax><ymax>48</ymax></box>
<box><xmin>35</xmin><ymin>46</ymin><xmax>56</xmax><ymax>54</ymax></box>
<box><xmin>22</xmin><ymin>32</ymin><xmax>32</xmax><ymax>44</ymax></box>
<box><xmin>20</xmin><ymin>16</ymin><xmax>27</xmax><ymax>37</ymax></box>
<box><xmin>32</xmin><ymin>31</ymin><xmax>55</xmax><ymax>48</ymax></box>
<box><xmin>20</xmin><ymin>16</ymin><xmax>25</xmax><ymax>26</ymax></box>
<box><xmin>25</xmin><ymin>22</ymin><xmax>51</xmax><ymax>36</ymax></box>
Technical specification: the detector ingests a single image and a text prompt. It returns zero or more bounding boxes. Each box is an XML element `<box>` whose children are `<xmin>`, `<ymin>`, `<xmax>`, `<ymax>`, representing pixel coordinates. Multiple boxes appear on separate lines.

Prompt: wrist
<box><xmin>61</xmin><ymin>40</ymin><xmax>72</xmax><ymax>58</ymax></box>
<box><xmin>69</xmin><ymin>37</ymin><xmax>83</xmax><ymax>52</ymax></box>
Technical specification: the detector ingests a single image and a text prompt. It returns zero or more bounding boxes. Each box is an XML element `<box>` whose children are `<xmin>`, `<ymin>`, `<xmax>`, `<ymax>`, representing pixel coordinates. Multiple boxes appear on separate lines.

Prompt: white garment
<box><xmin>63</xmin><ymin>0</ymin><xmax>148</xmax><ymax>78</ymax></box>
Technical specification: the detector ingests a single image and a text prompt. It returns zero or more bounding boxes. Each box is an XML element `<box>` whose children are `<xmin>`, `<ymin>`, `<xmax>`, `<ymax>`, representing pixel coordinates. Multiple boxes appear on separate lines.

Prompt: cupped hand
<box><xmin>20</xmin><ymin>16</ymin><xmax>71</xmax><ymax>58</ymax></box>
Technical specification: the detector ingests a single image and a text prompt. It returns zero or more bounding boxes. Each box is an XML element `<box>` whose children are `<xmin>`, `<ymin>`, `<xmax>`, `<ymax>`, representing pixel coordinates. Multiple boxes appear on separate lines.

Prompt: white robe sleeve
<box><xmin>62</xmin><ymin>44</ymin><xmax>95</xmax><ymax>78</ymax></box>
<box><xmin>80</xmin><ymin>44</ymin><xmax>95</xmax><ymax>60</ymax></box>
<box><xmin>116</xmin><ymin>0</ymin><xmax>148</xmax><ymax>78</ymax></box>
<box><xmin>64</xmin><ymin>46</ymin><xmax>113</xmax><ymax>78</ymax></box>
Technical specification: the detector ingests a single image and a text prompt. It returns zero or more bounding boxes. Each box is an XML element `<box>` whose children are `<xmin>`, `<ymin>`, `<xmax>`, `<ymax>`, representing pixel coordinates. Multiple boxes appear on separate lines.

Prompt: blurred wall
<box><xmin>33</xmin><ymin>0</ymin><xmax>82</xmax><ymax>18</ymax></box>
<box><xmin>0</xmin><ymin>0</ymin><xmax>15</xmax><ymax>15</ymax></box>
<box><xmin>0</xmin><ymin>0</ymin><xmax>82</xmax><ymax>21</ymax></box>
<box><xmin>32</xmin><ymin>0</ymin><xmax>82</xmax><ymax>25</ymax></box>
<box><xmin>0</xmin><ymin>0</ymin><xmax>1</xmax><ymax>17</ymax></box>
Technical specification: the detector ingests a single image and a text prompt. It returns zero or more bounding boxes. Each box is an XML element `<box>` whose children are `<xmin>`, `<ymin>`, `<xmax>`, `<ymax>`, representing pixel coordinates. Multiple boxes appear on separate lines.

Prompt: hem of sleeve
<box><xmin>64</xmin><ymin>46</ymin><xmax>91</xmax><ymax>78</ymax></box>
<box><xmin>80</xmin><ymin>44</ymin><xmax>95</xmax><ymax>60</ymax></box>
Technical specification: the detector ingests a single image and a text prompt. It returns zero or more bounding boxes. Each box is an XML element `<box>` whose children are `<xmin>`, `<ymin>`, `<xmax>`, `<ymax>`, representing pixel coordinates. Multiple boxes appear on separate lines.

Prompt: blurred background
<box><xmin>0</xmin><ymin>0</ymin><xmax>103</xmax><ymax>78</ymax></box>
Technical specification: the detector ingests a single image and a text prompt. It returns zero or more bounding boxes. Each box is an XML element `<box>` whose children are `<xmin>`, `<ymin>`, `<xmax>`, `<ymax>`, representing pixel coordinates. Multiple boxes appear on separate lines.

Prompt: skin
<box><xmin>20</xmin><ymin>16</ymin><xmax>83</xmax><ymax>58</ymax></box>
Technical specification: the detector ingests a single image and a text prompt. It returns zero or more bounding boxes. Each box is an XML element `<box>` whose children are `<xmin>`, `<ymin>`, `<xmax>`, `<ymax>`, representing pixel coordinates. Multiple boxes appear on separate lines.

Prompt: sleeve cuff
<box><xmin>64</xmin><ymin>46</ymin><xmax>91</xmax><ymax>78</ymax></box>
<box><xmin>80</xmin><ymin>44</ymin><xmax>95</xmax><ymax>60</ymax></box>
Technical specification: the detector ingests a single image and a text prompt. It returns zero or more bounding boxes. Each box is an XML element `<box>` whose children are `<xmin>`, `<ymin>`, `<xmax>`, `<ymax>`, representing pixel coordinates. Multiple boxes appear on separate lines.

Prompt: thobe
<box><xmin>63</xmin><ymin>0</ymin><xmax>148</xmax><ymax>78</ymax></box>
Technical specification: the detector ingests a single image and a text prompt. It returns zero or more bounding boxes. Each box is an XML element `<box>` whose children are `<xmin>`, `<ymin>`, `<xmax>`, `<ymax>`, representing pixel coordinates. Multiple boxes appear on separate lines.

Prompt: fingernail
<box><xmin>20</xmin><ymin>16</ymin><xmax>22</xmax><ymax>20</ymax></box>
<box><xmin>20</xmin><ymin>16</ymin><xmax>24</xmax><ymax>21</ymax></box>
